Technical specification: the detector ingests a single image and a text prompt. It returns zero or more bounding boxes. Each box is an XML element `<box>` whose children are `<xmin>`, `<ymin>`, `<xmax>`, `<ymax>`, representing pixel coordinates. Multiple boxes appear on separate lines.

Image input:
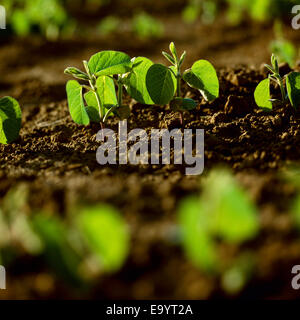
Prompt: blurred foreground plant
<box><xmin>3</xmin><ymin>0</ymin><xmax>75</xmax><ymax>40</ymax></box>
<box><xmin>178</xmin><ymin>168</ymin><xmax>259</xmax><ymax>294</ymax></box>
<box><xmin>0</xmin><ymin>184</ymin><xmax>130</xmax><ymax>289</ymax></box>
<box><xmin>270</xmin><ymin>21</ymin><xmax>297</xmax><ymax>68</ymax></box>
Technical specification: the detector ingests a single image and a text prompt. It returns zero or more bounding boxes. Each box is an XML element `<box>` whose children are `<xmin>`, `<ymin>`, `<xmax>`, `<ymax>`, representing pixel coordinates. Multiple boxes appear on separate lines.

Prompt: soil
<box><xmin>1</xmin><ymin>15</ymin><xmax>300</xmax><ymax>299</ymax></box>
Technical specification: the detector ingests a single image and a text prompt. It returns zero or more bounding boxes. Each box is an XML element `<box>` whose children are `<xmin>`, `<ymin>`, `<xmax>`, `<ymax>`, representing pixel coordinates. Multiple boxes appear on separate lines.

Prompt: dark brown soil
<box><xmin>1</xmin><ymin>17</ymin><xmax>300</xmax><ymax>299</ymax></box>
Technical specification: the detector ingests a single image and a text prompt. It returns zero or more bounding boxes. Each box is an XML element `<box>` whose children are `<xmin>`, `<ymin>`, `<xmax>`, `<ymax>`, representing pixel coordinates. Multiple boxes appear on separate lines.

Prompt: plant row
<box><xmin>1</xmin><ymin>45</ymin><xmax>300</xmax><ymax>144</ymax></box>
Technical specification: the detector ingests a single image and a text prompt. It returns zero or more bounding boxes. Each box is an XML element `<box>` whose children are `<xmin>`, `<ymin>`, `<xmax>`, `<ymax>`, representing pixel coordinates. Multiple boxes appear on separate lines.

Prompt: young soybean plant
<box><xmin>254</xmin><ymin>54</ymin><xmax>300</xmax><ymax>110</ymax></box>
<box><xmin>145</xmin><ymin>42</ymin><xmax>219</xmax><ymax>124</ymax></box>
<box><xmin>0</xmin><ymin>96</ymin><xmax>22</xmax><ymax>144</ymax></box>
<box><xmin>64</xmin><ymin>51</ymin><xmax>132</xmax><ymax>128</ymax></box>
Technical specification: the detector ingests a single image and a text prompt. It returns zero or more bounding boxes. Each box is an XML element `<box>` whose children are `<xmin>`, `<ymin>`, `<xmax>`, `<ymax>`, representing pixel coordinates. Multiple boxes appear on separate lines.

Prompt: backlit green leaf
<box><xmin>286</xmin><ymin>72</ymin><xmax>300</xmax><ymax>109</ymax></box>
<box><xmin>66</xmin><ymin>80</ymin><xmax>90</xmax><ymax>125</ymax></box>
<box><xmin>125</xmin><ymin>57</ymin><xmax>154</xmax><ymax>105</ymax></box>
<box><xmin>254</xmin><ymin>78</ymin><xmax>272</xmax><ymax>110</ymax></box>
<box><xmin>146</xmin><ymin>64</ymin><xmax>177</xmax><ymax>105</ymax></box>
<box><xmin>0</xmin><ymin>97</ymin><xmax>22</xmax><ymax>144</ymax></box>
<box><xmin>88</xmin><ymin>51</ymin><xmax>131</xmax><ymax>77</ymax></box>
<box><xmin>96</xmin><ymin>75</ymin><xmax>118</xmax><ymax>108</ymax></box>
<box><xmin>183</xmin><ymin>60</ymin><xmax>219</xmax><ymax>101</ymax></box>
<box><xmin>77</xmin><ymin>205</ymin><xmax>129</xmax><ymax>272</ymax></box>
<box><xmin>201</xmin><ymin>169</ymin><xmax>259</xmax><ymax>243</ymax></box>
<box><xmin>178</xmin><ymin>197</ymin><xmax>218</xmax><ymax>272</ymax></box>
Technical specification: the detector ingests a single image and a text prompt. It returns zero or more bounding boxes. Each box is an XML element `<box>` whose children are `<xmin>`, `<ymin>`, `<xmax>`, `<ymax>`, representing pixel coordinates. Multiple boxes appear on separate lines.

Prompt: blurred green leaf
<box><xmin>77</xmin><ymin>205</ymin><xmax>129</xmax><ymax>272</ymax></box>
<box><xmin>178</xmin><ymin>169</ymin><xmax>259</xmax><ymax>272</ymax></box>
<box><xmin>178</xmin><ymin>197</ymin><xmax>218</xmax><ymax>272</ymax></box>
<box><xmin>33</xmin><ymin>214</ymin><xmax>83</xmax><ymax>287</ymax></box>
<box><xmin>132</xmin><ymin>12</ymin><xmax>164</xmax><ymax>39</ymax></box>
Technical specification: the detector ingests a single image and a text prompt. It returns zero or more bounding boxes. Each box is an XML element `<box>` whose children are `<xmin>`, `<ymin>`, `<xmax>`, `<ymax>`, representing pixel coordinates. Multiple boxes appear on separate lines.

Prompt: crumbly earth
<box><xmin>0</xmin><ymin>19</ymin><xmax>300</xmax><ymax>299</ymax></box>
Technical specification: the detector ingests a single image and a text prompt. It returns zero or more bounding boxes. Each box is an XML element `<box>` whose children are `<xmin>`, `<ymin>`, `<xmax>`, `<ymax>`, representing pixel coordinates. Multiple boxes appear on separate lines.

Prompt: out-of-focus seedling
<box><xmin>254</xmin><ymin>54</ymin><xmax>300</xmax><ymax>110</ymax></box>
<box><xmin>65</xmin><ymin>51</ymin><xmax>132</xmax><ymax>128</ymax></box>
<box><xmin>270</xmin><ymin>21</ymin><xmax>297</xmax><ymax>68</ymax></box>
<box><xmin>178</xmin><ymin>168</ymin><xmax>259</xmax><ymax>275</ymax></box>
<box><xmin>132</xmin><ymin>12</ymin><xmax>164</xmax><ymax>39</ymax></box>
<box><xmin>0</xmin><ymin>96</ymin><xmax>22</xmax><ymax>144</ymax></box>
<box><xmin>33</xmin><ymin>204</ymin><xmax>130</xmax><ymax>287</ymax></box>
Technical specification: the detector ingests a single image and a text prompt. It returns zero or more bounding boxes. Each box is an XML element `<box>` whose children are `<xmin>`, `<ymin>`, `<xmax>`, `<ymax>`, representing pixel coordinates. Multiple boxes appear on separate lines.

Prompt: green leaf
<box><xmin>200</xmin><ymin>169</ymin><xmax>259</xmax><ymax>243</ymax></box>
<box><xmin>146</xmin><ymin>64</ymin><xmax>177</xmax><ymax>105</ymax></box>
<box><xmin>125</xmin><ymin>57</ymin><xmax>154</xmax><ymax>105</ymax></box>
<box><xmin>286</xmin><ymin>72</ymin><xmax>300</xmax><ymax>109</ymax></box>
<box><xmin>96</xmin><ymin>76</ymin><xmax>117</xmax><ymax>108</ymax></box>
<box><xmin>86</xmin><ymin>106</ymin><xmax>100</xmax><ymax>123</ymax></box>
<box><xmin>178</xmin><ymin>197</ymin><xmax>218</xmax><ymax>272</ymax></box>
<box><xmin>170</xmin><ymin>98</ymin><xmax>197</xmax><ymax>111</ymax></box>
<box><xmin>88</xmin><ymin>51</ymin><xmax>131</xmax><ymax>77</ymax></box>
<box><xmin>77</xmin><ymin>205</ymin><xmax>129</xmax><ymax>272</ymax></box>
<box><xmin>66</xmin><ymin>80</ymin><xmax>90</xmax><ymax>125</ymax></box>
<box><xmin>254</xmin><ymin>78</ymin><xmax>273</xmax><ymax>110</ymax></box>
<box><xmin>64</xmin><ymin>67</ymin><xmax>89</xmax><ymax>81</ymax></box>
<box><xmin>33</xmin><ymin>215</ymin><xmax>83</xmax><ymax>287</ymax></box>
<box><xmin>0</xmin><ymin>97</ymin><xmax>22</xmax><ymax>144</ymax></box>
<box><xmin>84</xmin><ymin>91</ymin><xmax>100</xmax><ymax>123</ymax></box>
<box><xmin>183</xmin><ymin>60</ymin><xmax>219</xmax><ymax>101</ymax></box>
<box><xmin>169</xmin><ymin>42</ymin><xmax>178</xmax><ymax>60</ymax></box>
<box><xmin>162</xmin><ymin>51</ymin><xmax>175</xmax><ymax>64</ymax></box>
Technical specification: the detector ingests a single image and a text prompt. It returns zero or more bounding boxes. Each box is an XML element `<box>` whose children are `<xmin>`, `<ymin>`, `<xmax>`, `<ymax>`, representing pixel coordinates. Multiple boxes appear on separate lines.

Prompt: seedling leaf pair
<box><xmin>65</xmin><ymin>50</ymin><xmax>133</xmax><ymax>126</ymax></box>
<box><xmin>146</xmin><ymin>42</ymin><xmax>219</xmax><ymax>117</ymax></box>
<box><xmin>0</xmin><ymin>97</ymin><xmax>22</xmax><ymax>144</ymax></box>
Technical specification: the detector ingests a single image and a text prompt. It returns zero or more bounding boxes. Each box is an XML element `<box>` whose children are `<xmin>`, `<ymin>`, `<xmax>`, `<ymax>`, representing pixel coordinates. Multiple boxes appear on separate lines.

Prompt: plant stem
<box><xmin>278</xmin><ymin>77</ymin><xmax>286</xmax><ymax>102</ymax></box>
<box><xmin>117</xmin><ymin>77</ymin><xmax>123</xmax><ymax>107</ymax></box>
<box><xmin>175</xmin><ymin>64</ymin><xmax>184</xmax><ymax>127</ymax></box>
<box><xmin>83</xmin><ymin>60</ymin><xmax>104</xmax><ymax>124</ymax></box>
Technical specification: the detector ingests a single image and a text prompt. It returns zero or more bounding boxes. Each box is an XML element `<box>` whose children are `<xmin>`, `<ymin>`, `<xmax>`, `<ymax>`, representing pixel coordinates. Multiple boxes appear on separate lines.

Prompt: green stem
<box><xmin>117</xmin><ymin>77</ymin><xmax>123</xmax><ymax>107</ymax></box>
<box><xmin>175</xmin><ymin>64</ymin><xmax>184</xmax><ymax>128</ymax></box>
<box><xmin>278</xmin><ymin>76</ymin><xmax>286</xmax><ymax>102</ymax></box>
<box><xmin>176</xmin><ymin>64</ymin><xmax>181</xmax><ymax>98</ymax></box>
<box><xmin>83</xmin><ymin>60</ymin><xmax>104</xmax><ymax>123</ymax></box>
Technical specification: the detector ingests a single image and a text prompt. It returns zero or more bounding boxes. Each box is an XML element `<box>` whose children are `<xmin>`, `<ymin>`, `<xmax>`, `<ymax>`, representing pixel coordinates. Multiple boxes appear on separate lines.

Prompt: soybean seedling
<box><xmin>64</xmin><ymin>50</ymin><xmax>132</xmax><ymax>129</ymax></box>
<box><xmin>254</xmin><ymin>54</ymin><xmax>300</xmax><ymax>110</ymax></box>
<box><xmin>0</xmin><ymin>96</ymin><xmax>22</xmax><ymax>144</ymax></box>
<box><xmin>178</xmin><ymin>168</ymin><xmax>259</xmax><ymax>275</ymax></box>
<box><xmin>146</xmin><ymin>42</ymin><xmax>219</xmax><ymax>126</ymax></box>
